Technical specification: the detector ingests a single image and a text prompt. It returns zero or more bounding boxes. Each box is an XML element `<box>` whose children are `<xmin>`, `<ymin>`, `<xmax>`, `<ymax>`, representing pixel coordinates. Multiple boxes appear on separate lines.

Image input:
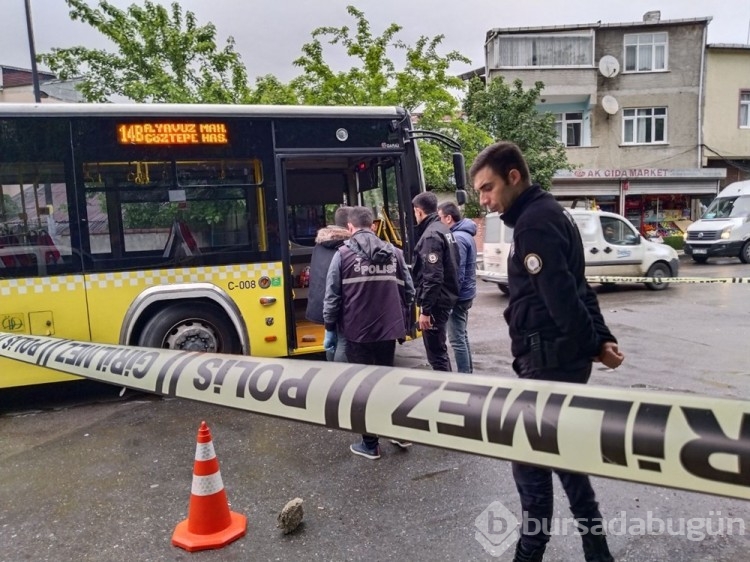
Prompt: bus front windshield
<box><xmin>703</xmin><ymin>195</ymin><xmax>750</xmax><ymax>219</ymax></box>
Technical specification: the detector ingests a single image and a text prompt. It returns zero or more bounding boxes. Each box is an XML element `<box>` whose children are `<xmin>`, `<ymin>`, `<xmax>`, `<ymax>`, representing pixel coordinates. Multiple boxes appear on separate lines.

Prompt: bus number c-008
<box><xmin>227</xmin><ymin>280</ymin><xmax>256</xmax><ymax>291</ymax></box>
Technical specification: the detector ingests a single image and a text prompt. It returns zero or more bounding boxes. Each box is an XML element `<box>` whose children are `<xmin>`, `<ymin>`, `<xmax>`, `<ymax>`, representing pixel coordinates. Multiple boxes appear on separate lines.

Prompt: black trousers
<box><xmin>421</xmin><ymin>309</ymin><xmax>452</xmax><ymax>372</ymax></box>
<box><xmin>346</xmin><ymin>340</ymin><xmax>396</xmax><ymax>367</ymax></box>
<box><xmin>511</xmin><ymin>358</ymin><xmax>613</xmax><ymax>561</ymax></box>
<box><xmin>346</xmin><ymin>340</ymin><xmax>396</xmax><ymax>448</ymax></box>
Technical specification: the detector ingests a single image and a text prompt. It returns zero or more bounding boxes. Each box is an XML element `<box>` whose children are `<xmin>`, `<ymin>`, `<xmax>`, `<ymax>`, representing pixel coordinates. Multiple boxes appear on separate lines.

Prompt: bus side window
<box><xmin>1</xmin><ymin>161</ymin><xmax>72</xmax><ymax>278</ymax></box>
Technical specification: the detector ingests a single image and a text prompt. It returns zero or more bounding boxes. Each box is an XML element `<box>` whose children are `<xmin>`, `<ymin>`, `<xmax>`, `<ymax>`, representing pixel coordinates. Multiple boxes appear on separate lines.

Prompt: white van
<box><xmin>684</xmin><ymin>180</ymin><xmax>750</xmax><ymax>264</ymax></box>
<box><xmin>477</xmin><ymin>212</ymin><xmax>513</xmax><ymax>294</ymax></box>
<box><xmin>477</xmin><ymin>209</ymin><xmax>679</xmax><ymax>292</ymax></box>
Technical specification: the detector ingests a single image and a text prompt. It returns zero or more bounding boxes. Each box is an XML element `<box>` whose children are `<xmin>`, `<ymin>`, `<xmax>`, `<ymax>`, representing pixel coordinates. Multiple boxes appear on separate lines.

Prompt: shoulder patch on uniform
<box><xmin>427</xmin><ymin>252</ymin><xmax>439</xmax><ymax>264</ymax></box>
<box><xmin>524</xmin><ymin>253</ymin><xmax>543</xmax><ymax>274</ymax></box>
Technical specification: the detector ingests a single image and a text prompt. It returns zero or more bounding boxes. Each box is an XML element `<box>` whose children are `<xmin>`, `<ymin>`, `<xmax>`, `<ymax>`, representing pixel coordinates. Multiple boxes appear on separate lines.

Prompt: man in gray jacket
<box><xmin>323</xmin><ymin>206</ymin><xmax>415</xmax><ymax>460</ymax></box>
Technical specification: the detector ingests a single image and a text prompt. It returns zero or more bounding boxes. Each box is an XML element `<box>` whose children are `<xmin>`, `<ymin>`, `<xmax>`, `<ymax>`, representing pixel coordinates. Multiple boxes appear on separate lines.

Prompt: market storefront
<box><xmin>552</xmin><ymin>167</ymin><xmax>726</xmax><ymax>239</ymax></box>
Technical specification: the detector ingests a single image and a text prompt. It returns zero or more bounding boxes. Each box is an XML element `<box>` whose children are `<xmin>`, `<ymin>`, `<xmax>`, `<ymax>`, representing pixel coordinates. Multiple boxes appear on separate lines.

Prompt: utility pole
<box><xmin>24</xmin><ymin>0</ymin><xmax>42</xmax><ymax>103</ymax></box>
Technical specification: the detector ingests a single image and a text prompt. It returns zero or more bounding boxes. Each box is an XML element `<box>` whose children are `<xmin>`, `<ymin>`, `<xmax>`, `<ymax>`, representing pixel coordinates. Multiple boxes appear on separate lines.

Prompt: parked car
<box><xmin>684</xmin><ymin>180</ymin><xmax>750</xmax><ymax>264</ymax></box>
<box><xmin>477</xmin><ymin>209</ymin><xmax>679</xmax><ymax>293</ymax></box>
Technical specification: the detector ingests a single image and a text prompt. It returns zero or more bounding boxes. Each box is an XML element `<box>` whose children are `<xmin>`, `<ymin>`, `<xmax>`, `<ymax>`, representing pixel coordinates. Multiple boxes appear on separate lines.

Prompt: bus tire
<box><xmin>644</xmin><ymin>262</ymin><xmax>670</xmax><ymax>291</ymax></box>
<box><xmin>137</xmin><ymin>302</ymin><xmax>241</xmax><ymax>354</ymax></box>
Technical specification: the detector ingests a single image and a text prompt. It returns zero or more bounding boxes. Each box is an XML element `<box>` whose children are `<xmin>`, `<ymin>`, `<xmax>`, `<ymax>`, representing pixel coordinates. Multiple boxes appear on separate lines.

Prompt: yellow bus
<box><xmin>0</xmin><ymin>103</ymin><xmax>465</xmax><ymax>388</ymax></box>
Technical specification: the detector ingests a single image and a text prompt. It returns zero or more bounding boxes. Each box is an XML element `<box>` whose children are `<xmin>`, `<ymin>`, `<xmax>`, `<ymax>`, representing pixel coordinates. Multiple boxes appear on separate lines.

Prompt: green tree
<box><xmin>121</xmin><ymin>199</ymin><xmax>243</xmax><ymax>230</ymax></box>
<box><xmin>39</xmin><ymin>0</ymin><xmax>252</xmax><ymax>103</ymax></box>
<box><xmin>463</xmin><ymin>76</ymin><xmax>572</xmax><ymax>190</ymax></box>
<box><xmin>415</xmin><ymin>115</ymin><xmax>492</xmax><ymax>193</ymax></box>
<box><xmin>290</xmin><ymin>5</ymin><xmax>469</xmax><ymax>116</ymax></box>
<box><xmin>1</xmin><ymin>194</ymin><xmax>20</xmax><ymax>222</ymax></box>
<box><xmin>289</xmin><ymin>5</ymin><xmax>480</xmax><ymax>195</ymax></box>
<box><xmin>247</xmin><ymin>75</ymin><xmax>299</xmax><ymax>105</ymax></box>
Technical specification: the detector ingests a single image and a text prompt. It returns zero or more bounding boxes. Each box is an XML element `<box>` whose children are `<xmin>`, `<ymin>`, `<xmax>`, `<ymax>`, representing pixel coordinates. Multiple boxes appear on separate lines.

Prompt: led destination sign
<box><xmin>117</xmin><ymin>123</ymin><xmax>229</xmax><ymax>145</ymax></box>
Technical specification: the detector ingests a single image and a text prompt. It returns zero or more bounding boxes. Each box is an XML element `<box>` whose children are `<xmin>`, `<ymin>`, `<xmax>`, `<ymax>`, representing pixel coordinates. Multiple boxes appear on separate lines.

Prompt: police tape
<box><xmin>479</xmin><ymin>269</ymin><xmax>750</xmax><ymax>285</ymax></box>
<box><xmin>586</xmin><ymin>275</ymin><xmax>750</xmax><ymax>284</ymax></box>
<box><xmin>1</xmin><ymin>332</ymin><xmax>748</xmax><ymax>500</ymax></box>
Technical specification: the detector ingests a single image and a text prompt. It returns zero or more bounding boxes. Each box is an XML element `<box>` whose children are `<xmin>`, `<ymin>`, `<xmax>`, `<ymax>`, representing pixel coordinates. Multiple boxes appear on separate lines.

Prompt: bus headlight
<box><xmin>720</xmin><ymin>225</ymin><xmax>734</xmax><ymax>239</ymax></box>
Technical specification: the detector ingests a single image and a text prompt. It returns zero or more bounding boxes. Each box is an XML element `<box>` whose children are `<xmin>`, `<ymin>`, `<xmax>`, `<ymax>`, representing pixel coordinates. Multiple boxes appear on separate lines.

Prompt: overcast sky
<box><xmin>2</xmin><ymin>0</ymin><xmax>749</xmax><ymax>82</ymax></box>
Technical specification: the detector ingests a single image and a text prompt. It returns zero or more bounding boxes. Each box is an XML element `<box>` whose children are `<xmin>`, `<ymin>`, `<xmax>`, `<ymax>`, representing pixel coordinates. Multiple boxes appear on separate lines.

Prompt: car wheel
<box><xmin>691</xmin><ymin>255</ymin><xmax>708</xmax><ymax>264</ymax></box>
<box><xmin>644</xmin><ymin>263</ymin><xmax>671</xmax><ymax>291</ymax></box>
<box><xmin>740</xmin><ymin>241</ymin><xmax>750</xmax><ymax>264</ymax></box>
<box><xmin>137</xmin><ymin>302</ymin><xmax>241</xmax><ymax>354</ymax></box>
<box><xmin>498</xmin><ymin>283</ymin><xmax>510</xmax><ymax>295</ymax></box>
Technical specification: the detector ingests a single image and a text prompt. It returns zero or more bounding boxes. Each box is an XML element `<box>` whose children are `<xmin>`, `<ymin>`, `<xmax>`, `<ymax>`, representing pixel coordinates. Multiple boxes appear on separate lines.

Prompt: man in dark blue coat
<box><xmin>438</xmin><ymin>201</ymin><xmax>477</xmax><ymax>373</ymax></box>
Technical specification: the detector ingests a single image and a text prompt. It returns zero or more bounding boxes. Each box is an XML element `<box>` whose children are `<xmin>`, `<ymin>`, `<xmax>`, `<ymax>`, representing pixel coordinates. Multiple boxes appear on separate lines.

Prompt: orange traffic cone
<box><xmin>172</xmin><ymin>421</ymin><xmax>247</xmax><ymax>552</ymax></box>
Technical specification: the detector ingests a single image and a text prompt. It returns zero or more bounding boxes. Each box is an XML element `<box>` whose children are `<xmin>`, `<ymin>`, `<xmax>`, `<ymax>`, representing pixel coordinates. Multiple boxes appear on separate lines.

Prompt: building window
<box><xmin>624</xmin><ymin>33</ymin><xmax>667</xmax><ymax>72</ymax></box>
<box><xmin>554</xmin><ymin>112</ymin><xmax>583</xmax><ymax>146</ymax></box>
<box><xmin>492</xmin><ymin>31</ymin><xmax>594</xmax><ymax>67</ymax></box>
<box><xmin>741</xmin><ymin>91</ymin><xmax>750</xmax><ymax>128</ymax></box>
<box><xmin>623</xmin><ymin>107</ymin><xmax>667</xmax><ymax>144</ymax></box>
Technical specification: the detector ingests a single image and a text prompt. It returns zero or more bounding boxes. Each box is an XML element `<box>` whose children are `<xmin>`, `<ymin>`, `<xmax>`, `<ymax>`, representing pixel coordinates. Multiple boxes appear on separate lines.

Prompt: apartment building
<box><xmin>703</xmin><ymin>44</ymin><xmax>750</xmax><ymax>185</ymax></box>
<box><xmin>484</xmin><ymin>11</ymin><xmax>725</xmax><ymax>238</ymax></box>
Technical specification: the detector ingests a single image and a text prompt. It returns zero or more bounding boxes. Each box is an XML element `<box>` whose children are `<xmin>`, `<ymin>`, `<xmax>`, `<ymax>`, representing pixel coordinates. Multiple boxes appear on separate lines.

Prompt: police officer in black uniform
<box><xmin>470</xmin><ymin>142</ymin><xmax>624</xmax><ymax>562</ymax></box>
<box><xmin>411</xmin><ymin>191</ymin><xmax>459</xmax><ymax>371</ymax></box>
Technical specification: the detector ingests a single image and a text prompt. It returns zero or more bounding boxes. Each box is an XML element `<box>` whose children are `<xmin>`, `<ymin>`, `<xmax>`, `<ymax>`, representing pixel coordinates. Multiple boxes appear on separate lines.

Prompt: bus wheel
<box><xmin>138</xmin><ymin>303</ymin><xmax>240</xmax><ymax>354</ymax></box>
<box><xmin>644</xmin><ymin>263</ymin><xmax>670</xmax><ymax>291</ymax></box>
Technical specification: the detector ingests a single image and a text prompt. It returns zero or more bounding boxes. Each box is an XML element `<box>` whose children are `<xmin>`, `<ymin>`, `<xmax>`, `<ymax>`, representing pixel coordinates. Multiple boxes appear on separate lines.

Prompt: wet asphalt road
<box><xmin>1</xmin><ymin>255</ymin><xmax>749</xmax><ymax>562</ymax></box>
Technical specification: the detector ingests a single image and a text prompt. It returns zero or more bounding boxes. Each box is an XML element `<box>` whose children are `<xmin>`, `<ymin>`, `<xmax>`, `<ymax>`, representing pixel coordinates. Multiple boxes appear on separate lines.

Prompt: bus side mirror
<box><xmin>453</xmin><ymin>152</ymin><xmax>466</xmax><ymax>190</ymax></box>
<box><xmin>453</xmin><ymin>152</ymin><xmax>467</xmax><ymax>205</ymax></box>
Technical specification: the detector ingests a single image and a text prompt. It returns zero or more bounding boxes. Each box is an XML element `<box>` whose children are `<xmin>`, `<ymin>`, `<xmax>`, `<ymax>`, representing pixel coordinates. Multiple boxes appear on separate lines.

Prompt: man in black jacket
<box><xmin>306</xmin><ymin>206</ymin><xmax>351</xmax><ymax>361</ymax></box>
<box><xmin>411</xmin><ymin>192</ymin><xmax>459</xmax><ymax>371</ymax></box>
<box><xmin>470</xmin><ymin>141</ymin><xmax>624</xmax><ymax>562</ymax></box>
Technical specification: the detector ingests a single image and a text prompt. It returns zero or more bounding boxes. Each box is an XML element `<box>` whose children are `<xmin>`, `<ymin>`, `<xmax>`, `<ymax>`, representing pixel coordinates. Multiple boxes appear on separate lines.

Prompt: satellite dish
<box><xmin>602</xmin><ymin>95</ymin><xmax>619</xmax><ymax>115</ymax></box>
<box><xmin>598</xmin><ymin>55</ymin><xmax>620</xmax><ymax>78</ymax></box>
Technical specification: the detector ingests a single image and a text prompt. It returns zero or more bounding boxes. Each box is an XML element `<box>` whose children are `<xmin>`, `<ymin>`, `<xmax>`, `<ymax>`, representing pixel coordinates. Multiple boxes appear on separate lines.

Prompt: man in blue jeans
<box><xmin>438</xmin><ymin>201</ymin><xmax>477</xmax><ymax>373</ymax></box>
